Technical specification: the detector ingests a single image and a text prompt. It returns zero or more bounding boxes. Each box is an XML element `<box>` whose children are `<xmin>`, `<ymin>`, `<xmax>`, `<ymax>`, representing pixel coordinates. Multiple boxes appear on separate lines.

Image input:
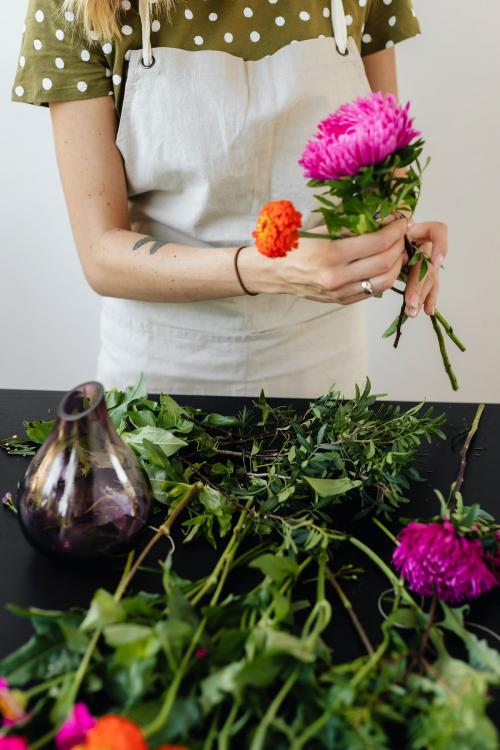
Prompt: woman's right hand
<box><xmin>259</xmin><ymin>217</ymin><xmax>411</xmax><ymax>303</ymax></box>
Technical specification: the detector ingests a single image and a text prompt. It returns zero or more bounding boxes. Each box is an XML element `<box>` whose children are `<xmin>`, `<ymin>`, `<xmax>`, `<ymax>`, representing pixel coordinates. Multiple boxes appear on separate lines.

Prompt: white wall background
<box><xmin>0</xmin><ymin>1</ymin><xmax>499</xmax><ymax>401</ymax></box>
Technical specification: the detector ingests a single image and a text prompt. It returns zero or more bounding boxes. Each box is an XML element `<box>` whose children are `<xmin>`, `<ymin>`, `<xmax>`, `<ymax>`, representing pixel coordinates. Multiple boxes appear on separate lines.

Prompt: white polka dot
<box><xmin>55</xmin><ymin>57</ymin><xmax>65</xmax><ymax>69</ymax></box>
<box><xmin>299</xmin><ymin>11</ymin><xmax>310</xmax><ymax>21</ymax></box>
<box><xmin>64</xmin><ymin>11</ymin><xmax>75</xmax><ymax>22</ymax></box>
<box><xmin>102</xmin><ymin>43</ymin><xmax>112</xmax><ymax>54</ymax></box>
<box><xmin>268</xmin><ymin>0</ymin><xmax>278</xmax><ymax>4</ymax></box>
<box><xmin>77</xmin><ymin>81</ymin><xmax>88</xmax><ymax>92</ymax></box>
<box><xmin>383</xmin><ymin>0</ymin><xmax>392</xmax><ymax>4</ymax></box>
<box><xmin>184</xmin><ymin>8</ymin><xmax>193</xmax><ymax>19</ymax></box>
<box><xmin>151</xmin><ymin>20</ymin><xmax>161</xmax><ymax>32</ymax></box>
<box><xmin>15</xmin><ymin>85</ymin><xmax>24</xmax><ymax>97</ymax></box>
<box><xmin>112</xmin><ymin>74</ymin><xmax>122</xmax><ymax>85</ymax></box>
<box><xmin>35</xmin><ymin>9</ymin><xmax>45</xmax><ymax>22</ymax></box>
<box><xmin>56</xmin><ymin>29</ymin><xmax>64</xmax><ymax>40</ymax></box>
<box><xmin>42</xmin><ymin>78</ymin><xmax>53</xmax><ymax>91</ymax></box>
<box><xmin>122</xmin><ymin>25</ymin><xmax>133</xmax><ymax>35</ymax></box>
<box><xmin>243</xmin><ymin>7</ymin><xmax>253</xmax><ymax>17</ymax></box>
<box><xmin>359</xmin><ymin>0</ymin><xmax>367</xmax><ymax>6</ymax></box>
<box><xmin>19</xmin><ymin>55</ymin><xmax>26</xmax><ymax>68</ymax></box>
<box><xmin>33</xmin><ymin>39</ymin><xmax>42</xmax><ymax>50</ymax></box>
<box><xmin>121</xmin><ymin>0</ymin><xmax>131</xmax><ymax>9</ymax></box>
<box><xmin>105</xmin><ymin>68</ymin><xmax>112</xmax><ymax>77</ymax></box>
<box><xmin>81</xmin><ymin>49</ymin><xmax>90</xmax><ymax>61</ymax></box>
<box><xmin>108</xmin><ymin>91</ymin><xmax>114</xmax><ymax>96</ymax></box>
<box><xmin>90</xmin><ymin>30</ymin><xmax>99</xmax><ymax>41</ymax></box>
<box><xmin>388</xmin><ymin>15</ymin><xmax>397</xmax><ymax>26</ymax></box>
<box><xmin>362</xmin><ymin>33</ymin><xmax>372</xmax><ymax>43</ymax></box>
<box><xmin>250</xmin><ymin>30</ymin><xmax>260</xmax><ymax>42</ymax></box>
<box><xmin>318</xmin><ymin>34</ymin><xmax>325</xmax><ymax>38</ymax></box>
<box><xmin>208</xmin><ymin>12</ymin><xmax>217</xmax><ymax>21</ymax></box>
<box><xmin>224</xmin><ymin>32</ymin><xmax>233</xmax><ymax>43</ymax></box>
<box><xmin>323</xmin><ymin>7</ymin><xmax>330</xmax><ymax>17</ymax></box>
<box><xmin>124</xmin><ymin>50</ymin><xmax>132</xmax><ymax>61</ymax></box>
<box><xmin>345</xmin><ymin>14</ymin><xmax>353</xmax><ymax>25</ymax></box>
<box><xmin>385</xmin><ymin>39</ymin><xmax>394</xmax><ymax>47</ymax></box>
<box><xmin>275</xmin><ymin>15</ymin><xmax>285</xmax><ymax>26</ymax></box>
<box><xmin>194</xmin><ymin>35</ymin><xmax>203</xmax><ymax>45</ymax></box>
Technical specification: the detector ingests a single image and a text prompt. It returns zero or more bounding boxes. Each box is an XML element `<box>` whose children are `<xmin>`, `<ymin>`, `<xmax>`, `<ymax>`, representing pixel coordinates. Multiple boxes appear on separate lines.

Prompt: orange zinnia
<box><xmin>252</xmin><ymin>200</ymin><xmax>302</xmax><ymax>258</ymax></box>
<box><xmin>73</xmin><ymin>715</ymin><xmax>147</xmax><ymax>750</ymax></box>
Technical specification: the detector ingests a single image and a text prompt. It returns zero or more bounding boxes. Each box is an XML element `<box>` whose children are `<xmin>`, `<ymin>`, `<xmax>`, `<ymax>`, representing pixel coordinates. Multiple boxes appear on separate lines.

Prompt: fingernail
<box><xmin>405</xmin><ymin>293</ymin><xmax>419</xmax><ymax>318</ymax></box>
<box><xmin>436</xmin><ymin>254</ymin><xmax>444</xmax><ymax>268</ymax></box>
<box><xmin>429</xmin><ymin>305</ymin><xmax>436</xmax><ymax>316</ymax></box>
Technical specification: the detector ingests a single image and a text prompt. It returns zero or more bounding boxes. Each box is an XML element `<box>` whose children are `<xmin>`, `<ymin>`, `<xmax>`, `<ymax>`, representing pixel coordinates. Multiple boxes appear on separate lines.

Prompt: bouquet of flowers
<box><xmin>253</xmin><ymin>92</ymin><xmax>465</xmax><ymax>390</ymax></box>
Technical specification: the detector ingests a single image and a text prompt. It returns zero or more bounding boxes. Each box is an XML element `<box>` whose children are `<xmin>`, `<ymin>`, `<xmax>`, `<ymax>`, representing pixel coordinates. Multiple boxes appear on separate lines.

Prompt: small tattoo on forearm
<box><xmin>132</xmin><ymin>236</ymin><xmax>168</xmax><ymax>255</ymax></box>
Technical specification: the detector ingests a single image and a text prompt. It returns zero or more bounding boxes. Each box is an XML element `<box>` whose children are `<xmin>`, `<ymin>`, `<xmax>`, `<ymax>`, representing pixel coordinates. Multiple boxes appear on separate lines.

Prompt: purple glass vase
<box><xmin>17</xmin><ymin>381</ymin><xmax>152</xmax><ymax>558</ymax></box>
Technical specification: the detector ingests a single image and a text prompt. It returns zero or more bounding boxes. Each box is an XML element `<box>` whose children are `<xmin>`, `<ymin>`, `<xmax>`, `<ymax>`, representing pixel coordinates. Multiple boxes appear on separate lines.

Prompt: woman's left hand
<box><xmin>403</xmin><ymin>221</ymin><xmax>448</xmax><ymax>318</ymax></box>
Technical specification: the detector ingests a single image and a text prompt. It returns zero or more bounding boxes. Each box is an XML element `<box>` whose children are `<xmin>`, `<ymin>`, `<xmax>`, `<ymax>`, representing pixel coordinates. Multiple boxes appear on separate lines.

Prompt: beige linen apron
<box><xmin>96</xmin><ymin>0</ymin><xmax>372</xmax><ymax>398</ymax></box>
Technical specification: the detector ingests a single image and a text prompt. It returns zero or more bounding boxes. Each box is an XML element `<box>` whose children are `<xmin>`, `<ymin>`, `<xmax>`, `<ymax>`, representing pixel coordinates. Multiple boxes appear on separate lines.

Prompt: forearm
<box><xmin>84</xmin><ymin>228</ymin><xmax>279</xmax><ymax>302</ymax></box>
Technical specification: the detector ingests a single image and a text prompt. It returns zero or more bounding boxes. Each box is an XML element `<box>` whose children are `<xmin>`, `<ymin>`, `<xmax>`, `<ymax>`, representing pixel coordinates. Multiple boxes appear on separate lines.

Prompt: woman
<box><xmin>12</xmin><ymin>0</ymin><xmax>447</xmax><ymax>398</ymax></box>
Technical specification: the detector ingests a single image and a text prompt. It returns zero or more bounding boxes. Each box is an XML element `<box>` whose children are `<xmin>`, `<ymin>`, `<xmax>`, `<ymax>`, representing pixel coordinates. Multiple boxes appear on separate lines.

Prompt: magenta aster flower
<box><xmin>55</xmin><ymin>703</ymin><xmax>96</xmax><ymax>750</ymax></box>
<box><xmin>299</xmin><ymin>92</ymin><xmax>420</xmax><ymax>181</ymax></box>
<box><xmin>392</xmin><ymin>520</ymin><xmax>499</xmax><ymax>604</ymax></box>
<box><xmin>0</xmin><ymin>739</ymin><xmax>28</xmax><ymax>750</ymax></box>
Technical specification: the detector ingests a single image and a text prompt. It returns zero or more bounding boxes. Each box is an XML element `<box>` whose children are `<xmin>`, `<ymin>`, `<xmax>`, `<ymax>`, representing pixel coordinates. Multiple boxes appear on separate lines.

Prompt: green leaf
<box><xmin>81</xmin><ymin>589</ymin><xmax>126</xmax><ymax>632</ymax></box>
<box><xmin>23</xmin><ymin>419</ymin><xmax>55</xmax><ymax>444</ymax></box>
<box><xmin>303</xmin><ymin>476</ymin><xmax>362</xmax><ymax>497</ymax></box>
<box><xmin>103</xmin><ymin>624</ymin><xmax>153</xmax><ymax>647</ymax></box>
<box><xmin>250</xmin><ymin>554</ymin><xmax>299</xmax><ymax>585</ymax></box>
<box><xmin>123</xmin><ymin>426</ymin><xmax>188</xmax><ymax>457</ymax></box>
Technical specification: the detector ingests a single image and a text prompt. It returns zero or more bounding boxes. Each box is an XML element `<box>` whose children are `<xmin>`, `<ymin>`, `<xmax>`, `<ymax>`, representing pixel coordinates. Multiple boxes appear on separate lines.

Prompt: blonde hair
<box><xmin>62</xmin><ymin>0</ymin><xmax>177</xmax><ymax>41</ymax></box>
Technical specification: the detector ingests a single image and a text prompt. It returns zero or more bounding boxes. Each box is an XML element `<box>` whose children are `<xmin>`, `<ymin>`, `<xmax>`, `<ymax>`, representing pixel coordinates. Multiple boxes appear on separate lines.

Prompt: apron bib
<box><xmin>96</xmin><ymin>0</ymin><xmax>372</xmax><ymax>398</ymax></box>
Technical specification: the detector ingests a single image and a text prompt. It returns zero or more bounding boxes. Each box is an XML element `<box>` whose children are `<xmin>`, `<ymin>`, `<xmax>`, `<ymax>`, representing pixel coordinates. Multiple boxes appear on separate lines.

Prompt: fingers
<box><xmin>335</xmin><ymin>218</ymin><xmax>412</xmax><ymax>262</ymax></box>
<box><xmin>336</xmin><ymin>253</ymin><xmax>405</xmax><ymax>302</ymax></box>
<box><xmin>406</xmin><ymin>221</ymin><xmax>448</xmax><ymax>266</ymax></box>
<box><xmin>404</xmin><ymin>249</ymin><xmax>438</xmax><ymax>317</ymax></box>
<box><xmin>340</xmin><ymin>236</ymin><xmax>407</xmax><ymax>288</ymax></box>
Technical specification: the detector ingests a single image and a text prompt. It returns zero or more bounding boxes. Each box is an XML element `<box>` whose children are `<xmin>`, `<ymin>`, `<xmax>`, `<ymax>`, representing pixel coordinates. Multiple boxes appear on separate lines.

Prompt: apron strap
<box><xmin>137</xmin><ymin>1</ymin><xmax>347</xmax><ymax>64</ymax></box>
<box><xmin>331</xmin><ymin>0</ymin><xmax>348</xmax><ymax>55</ymax></box>
<box><xmin>139</xmin><ymin>0</ymin><xmax>154</xmax><ymax>67</ymax></box>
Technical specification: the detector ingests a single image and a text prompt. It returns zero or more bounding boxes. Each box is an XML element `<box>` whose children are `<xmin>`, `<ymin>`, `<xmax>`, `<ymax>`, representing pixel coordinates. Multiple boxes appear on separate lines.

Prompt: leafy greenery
<box><xmin>0</xmin><ymin>377</ymin><xmax>498</xmax><ymax>749</ymax></box>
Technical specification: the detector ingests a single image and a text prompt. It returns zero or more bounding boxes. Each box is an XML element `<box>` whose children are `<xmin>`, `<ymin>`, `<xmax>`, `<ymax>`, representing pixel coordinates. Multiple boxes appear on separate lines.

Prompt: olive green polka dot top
<box><xmin>13</xmin><ymin>0</ymin><xmax>420</xmax><ymax>114</ymax></box>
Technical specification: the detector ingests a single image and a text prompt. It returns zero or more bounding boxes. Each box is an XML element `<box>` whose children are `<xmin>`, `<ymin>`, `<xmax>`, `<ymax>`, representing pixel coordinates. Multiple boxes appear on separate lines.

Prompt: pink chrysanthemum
<box><xmin>56</xmin><ymin>704</ymin><xmax>96</xmax><ymax>750</ymax></box>
<box><xmin>392</xmin><ymin>520</ymin><xmax>498</xmax><ymax>604</ymax></box>
<box><xmin>299</xmin><ymin>92</ymin><xmax>420</xmax><ymax>181</ymax></box>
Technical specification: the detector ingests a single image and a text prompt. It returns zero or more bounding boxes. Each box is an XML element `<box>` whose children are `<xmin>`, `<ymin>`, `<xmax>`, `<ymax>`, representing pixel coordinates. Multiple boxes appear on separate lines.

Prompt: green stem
<box><xmin>30</xmin><ymin>728</ymin><xmax>57</xmax><ymax>750</ymax></box>
<box><xmin>218</xmin><ymin>699</ymin><xmax>241</xmax><ymax>750</ymax></box>
<box><xmin>434</xmin><ymin>308</ymin><xmax>466</xmax><ymax>352</ymax></box>
<box><xmin>143</xmin><ymin>502</ymin><xmax>252</xmax><ymax>739</ymax></box>
<box><xmin>65</xmin><ymin>484</ymin><xmax>199</xmax><ymax>715</ymax></box>
<box><xmin>250</xmin><ymin>666</ymin><xmax>300</xmax><ymax>750</ymax></box>
<box><xmin>431</xmin><ymin>315</ymin><xmax>459</xmax><ymax>391</ymax></box>
<box><xmin>372</xmin><ymin>517</ymin><xmax>398</xmax><ymax>544</ymax></box>
<box><xmin>24</xmin><ymin>672</ymin><xmax>75</xmax><ymax>700</ymax></box>
<box><xmin>325</xmin><ymin>567</ymin><xmax>374</xmax><ymax>656</ymax></box>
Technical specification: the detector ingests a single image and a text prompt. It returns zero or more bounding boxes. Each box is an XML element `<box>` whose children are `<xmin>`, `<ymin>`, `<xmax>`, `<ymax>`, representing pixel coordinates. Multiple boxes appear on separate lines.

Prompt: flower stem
<box><xmin>454</xmin><ymin>403</ymin><xmax>485</xmax><ymax>499</ymax></box>
<box><xmin>218</xmin><ymin>699</ymin><xmax>241</xmax><ymax>750</ymax></box>
<box><xmin>434</xmin><ymin>309</ymin><xmax>466</xmax><ymax>352</ymax></box>
<box><xmin>143</xmin><ymin>502</ymin><xmax>252</xmax><ymax>739</ymax></box>
<box><xmin>431</xmin><ymin>315</ymin><xmax>459</xmax><ymax>391</ymax></box>
<box><xmin>325</xmin><ymin>566</ymin><xmax>374</xmax><ymax>655</ymax></box>
<box><xmin>65</xmin><ymin>484</ymin><xmax>199</xmax><ymax>717</ymax></box>
<box><xmin>249</xmin><ymin>666</ymin><xmax>300</xmax><ymax>750</ymax></box>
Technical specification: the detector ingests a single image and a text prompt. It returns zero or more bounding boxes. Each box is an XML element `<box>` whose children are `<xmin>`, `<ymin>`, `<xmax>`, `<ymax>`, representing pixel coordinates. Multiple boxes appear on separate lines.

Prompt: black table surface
<box><xmin>1</xmin><ymin>390</ymin><xmax>499</xmax><ymax>706</ymax></box>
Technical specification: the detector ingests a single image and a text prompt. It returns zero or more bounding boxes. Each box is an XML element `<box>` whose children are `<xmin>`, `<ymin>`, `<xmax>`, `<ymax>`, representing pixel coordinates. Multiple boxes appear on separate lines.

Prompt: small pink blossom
<box><xmin>0</xmin><ymin>739</ymin><xmax>29</xmax><ymax>750</ymax></box>
<box><xmin>1</xmin><ymin>493</ymin><xmax>13</xmax><ymax>507</ymax></box>
<box><xmin>299</xmin><ymin>92</ymin><xmax>420</xmax><ymax>181</ymax></box>
<box><xmin>393</xmin><ymin>520</ymin><xmax>498</xmax><ymax>604</ymax></box>
<box><xmin>55</xmin><ymin>703</ymin><xmax>96</xmax><ymax>750</ymax></box>
<box><xmin>195</xmin><ymin>649</ymin><xmax>208</xmax><ymax>659</ymax></box>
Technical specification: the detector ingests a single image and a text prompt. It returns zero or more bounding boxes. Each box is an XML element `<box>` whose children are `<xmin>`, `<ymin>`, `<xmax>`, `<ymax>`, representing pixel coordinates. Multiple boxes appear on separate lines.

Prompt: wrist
<box><xmin>235</xmin><ymin>245</ymin><xmax>284</xmax><ymax>295</ymax></box>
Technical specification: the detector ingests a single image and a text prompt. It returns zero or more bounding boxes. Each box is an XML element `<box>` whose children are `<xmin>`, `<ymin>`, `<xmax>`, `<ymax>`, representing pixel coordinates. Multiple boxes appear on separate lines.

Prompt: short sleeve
<box><xmin>12</xmin><ymin>0</ymin><xmax>113</xmax><ymax>105</ymax></box>
<box><xmin>361</xmin><ymin>0</ymin><xmax>421</xmax><ymax>57</ymax></box>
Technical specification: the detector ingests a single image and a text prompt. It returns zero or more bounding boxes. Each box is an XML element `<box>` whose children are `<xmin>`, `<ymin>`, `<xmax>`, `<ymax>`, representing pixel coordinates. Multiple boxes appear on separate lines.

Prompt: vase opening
<box><xmin>58</xmin><ymin>381</ymin><xmax>104</xmax><ymax>421</ymax></box>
